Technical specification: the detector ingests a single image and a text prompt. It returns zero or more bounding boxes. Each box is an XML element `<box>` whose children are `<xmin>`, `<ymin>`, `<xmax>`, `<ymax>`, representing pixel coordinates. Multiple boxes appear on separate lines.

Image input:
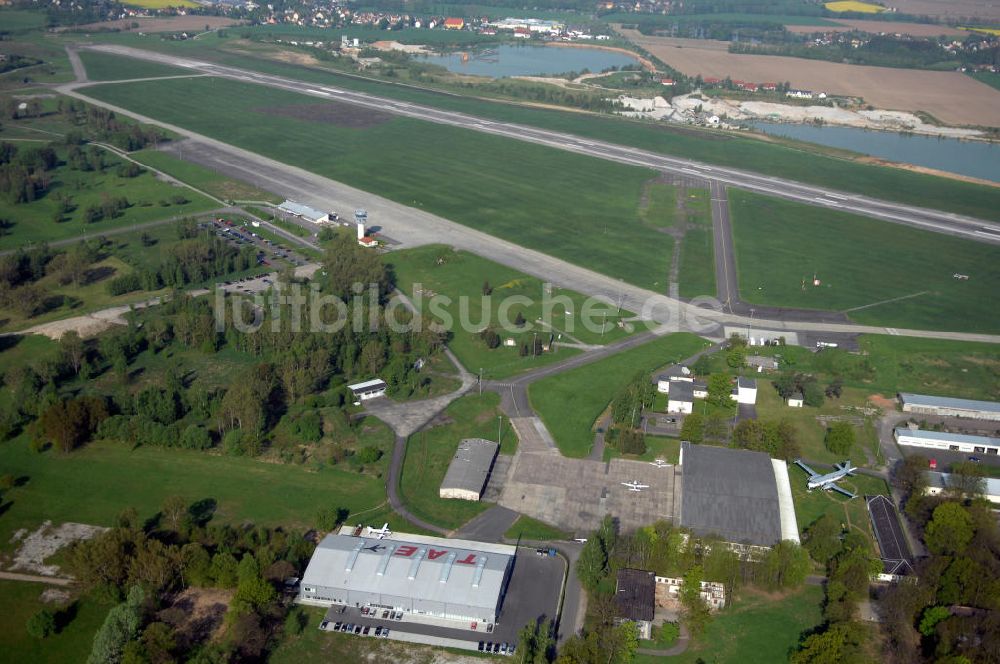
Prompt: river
<box><xmin>750</xmin><ymin>121</ymin><xmax>1000</xmax><ymax>184</ymax></box>
<box><xmin>420</xmin><ymin>43</ymin><xmax>639</xmax><ymax>78</ymax></box>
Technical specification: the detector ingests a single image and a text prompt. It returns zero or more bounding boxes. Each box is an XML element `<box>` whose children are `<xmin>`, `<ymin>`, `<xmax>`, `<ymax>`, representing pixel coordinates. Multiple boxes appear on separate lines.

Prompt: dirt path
<box><xmin>0</xmin><ymin>571</ymin><xmax>73</xmax><ymax>586</ymax></box>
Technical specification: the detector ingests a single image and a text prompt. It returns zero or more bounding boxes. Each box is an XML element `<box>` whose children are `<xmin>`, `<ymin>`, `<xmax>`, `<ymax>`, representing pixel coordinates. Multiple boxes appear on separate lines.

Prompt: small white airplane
<box><xmin>369</xmin><ymin>523</ymin><xmax>392</xmax><ymax>539</ymax></box>
<box><xmin>794</xmin><ymin>460</ymin><xmax>857</xmax><ymax>499</ymax></box>
<box><xmin>649</xmin><ymin>458</ymin><xmax>670</xmax><ymax>468</ymax></box>
<box><xmin>621</xmin><ymin>481</ymin><xmax>650</xmax><ymax>492</ymax></box>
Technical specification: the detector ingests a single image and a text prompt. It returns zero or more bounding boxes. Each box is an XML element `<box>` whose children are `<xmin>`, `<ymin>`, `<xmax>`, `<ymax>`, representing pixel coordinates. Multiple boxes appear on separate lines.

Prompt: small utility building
<box><xmin>299</xmin><ymin>529</ymin><xmax>515</xmax><ymax>624</ymax></box>
<box><xmin>348</xmin><ymin>379</ymin><xmax>387</xmax><ymax>403</ymax></box>
<box><xmin>731</xmin><ymin>376</ymin><xmax>757</xmax><ymax>405</ymax></box>
<box><xmin>667</xmin><ymin>380</ymin><xmax>695</xmax><ymax>414</ymax></box>
<box><xmin>440</xmin><ymin>438</ymin><xmax>499</xmax><ymax>501</ymax></box>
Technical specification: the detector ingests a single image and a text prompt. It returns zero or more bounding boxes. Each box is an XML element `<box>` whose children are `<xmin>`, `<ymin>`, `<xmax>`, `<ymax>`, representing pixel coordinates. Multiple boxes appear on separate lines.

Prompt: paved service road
<box><xmin>78</xmin><ymin>44</ymin><xmax>1000</xmax><ymax>245</ymax></box>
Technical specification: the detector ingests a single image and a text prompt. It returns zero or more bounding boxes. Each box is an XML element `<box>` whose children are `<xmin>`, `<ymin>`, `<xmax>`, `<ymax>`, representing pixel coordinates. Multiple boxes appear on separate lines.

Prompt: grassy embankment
<box><xmin>388</xmin><ymin>246</ymin><xmax>634</xmax><ymax>380</ymax></box>
<box><xmin>399</xmin><ymin>393</ymin><xmax>514</xmax><ymax>531</ymax></box>
<box><xmin>504</xmin><ymin>515</ymin><xmax>569</xmax><ymax>542</ymax></box>
<box><xmin>529</xmin><ymin>333</ymin><xmax>710</xmax><ymax>457</ymax></box>
<box><xmin>83</xmin><ymin>76</ymin><xmax>675</xmax><ymax>290</ymax></box>
<box><xmin>729</xmin><ymin>190</ymin><xmax>1000</xmax><ymax>333</ymax></box>
<box><xmin>130</xmin><ymin>149</ymin><xmax>282</xmax><ymax>203</ymax></box>
<box><xmin>77</xmin><ymin>35</ymin><xmax>1000</xmax><ymax>222</ymax></box>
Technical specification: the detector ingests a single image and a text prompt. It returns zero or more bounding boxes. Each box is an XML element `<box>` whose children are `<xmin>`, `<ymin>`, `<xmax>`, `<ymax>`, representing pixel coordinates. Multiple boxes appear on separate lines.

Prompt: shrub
<box><xmin>26</xmin><ymin>609</ymin><xmax>56</xmax><ymax>639</ymax></box>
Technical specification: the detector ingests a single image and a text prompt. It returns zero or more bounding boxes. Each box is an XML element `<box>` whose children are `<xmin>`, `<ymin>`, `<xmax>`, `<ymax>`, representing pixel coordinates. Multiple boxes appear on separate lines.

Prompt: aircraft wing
<box><xmin>794</xmin><ymin>459</ymin><xmax>819</xmax><ymax>478</ymax></box>
<box><xmin>827</xmin><ymin>484</ymin><xmax>856</xmax><ymax>499</ymax></box>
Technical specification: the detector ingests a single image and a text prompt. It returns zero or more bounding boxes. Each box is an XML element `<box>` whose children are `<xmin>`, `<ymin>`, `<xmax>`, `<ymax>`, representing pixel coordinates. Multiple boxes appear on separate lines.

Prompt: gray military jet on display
<box><xmin>794</xmin><ymin>460</ymin><xmax>857</xmax><ymax>499</ymax></box>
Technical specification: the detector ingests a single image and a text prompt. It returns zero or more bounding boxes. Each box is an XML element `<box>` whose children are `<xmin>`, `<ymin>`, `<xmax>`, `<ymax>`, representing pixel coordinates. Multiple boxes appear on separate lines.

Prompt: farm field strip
<box><xmin>617</xmin><ymin>28</ymin><xmax>1000</xmax><ymax>127</ymax></box>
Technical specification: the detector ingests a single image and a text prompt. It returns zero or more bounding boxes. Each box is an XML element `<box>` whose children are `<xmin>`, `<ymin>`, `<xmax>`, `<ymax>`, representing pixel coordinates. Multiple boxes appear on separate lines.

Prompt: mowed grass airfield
<box><xmin>82</xmin><ymin>66</ymin><xmax>1000</xmax><ymax>332</ymax></box>
<box><xmin>84</xmin><ymin>75</ymin><xmax>674</xmax><ymax>290</ymax></box>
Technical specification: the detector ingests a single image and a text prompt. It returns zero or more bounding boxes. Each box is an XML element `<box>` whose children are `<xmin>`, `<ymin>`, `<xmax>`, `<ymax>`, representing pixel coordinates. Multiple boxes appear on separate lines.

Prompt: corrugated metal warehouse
<box><xmin>440</xmin><ymin>438</ymin><xmax>499</xmax><ymax>501</ymax></box>
<box><xmin>899</xmin><ymin>392</ymin><xmax>1000</xmax><ymax>421</ymax></box>
<box><xmin>299</xmin><ymin>529</ymin><xmax>515</xmax><ymax>623</ymax></box>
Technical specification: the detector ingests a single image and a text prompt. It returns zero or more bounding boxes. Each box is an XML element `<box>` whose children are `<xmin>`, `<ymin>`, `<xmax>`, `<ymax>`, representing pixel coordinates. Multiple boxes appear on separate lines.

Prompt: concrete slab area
<box><xmin>500</xmin><ymin>452</ymin><xmax>676</xmax><ymax>534</ymax></box>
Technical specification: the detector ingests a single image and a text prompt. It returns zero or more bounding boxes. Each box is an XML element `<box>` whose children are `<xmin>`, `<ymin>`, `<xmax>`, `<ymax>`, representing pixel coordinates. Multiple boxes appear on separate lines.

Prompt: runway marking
<box><xmin>841</xmin><ymin>290</ymin><xmax>930</xmax><ymax>313</ymax></box>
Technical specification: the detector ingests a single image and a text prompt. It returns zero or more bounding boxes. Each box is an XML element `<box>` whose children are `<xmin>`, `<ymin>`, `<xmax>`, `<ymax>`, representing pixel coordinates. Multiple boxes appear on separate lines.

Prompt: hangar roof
<box><xmin>301</xmin><ymin>533</ymin><xmax>513</xmax><ymax>610</ymax></box>
<box><xmin>899</xmin><ymin>392</ymin><xmax>1000</xmax><ymax>414</ymax></box>
<box><xmin>441</xmin><ymin>438</ymin><xmax>499</xmax><ymax>495</ymax></box>
<box><xmin>680</xmin><ymin>442</ymin><xmax>782</xmax><ymax>546</ymax></box>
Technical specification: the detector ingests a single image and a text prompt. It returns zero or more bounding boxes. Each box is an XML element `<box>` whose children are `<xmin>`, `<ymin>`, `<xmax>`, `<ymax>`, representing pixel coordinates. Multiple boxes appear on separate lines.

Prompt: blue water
<box><xmin>751</xmin><ymin>121</ymin><xmax>1000</xmax><ymax>184</ymax></box>
<box><xmin>420</xmin><ymin>44</ymin><xmax>639</xmax><ymax>78</ymax></box>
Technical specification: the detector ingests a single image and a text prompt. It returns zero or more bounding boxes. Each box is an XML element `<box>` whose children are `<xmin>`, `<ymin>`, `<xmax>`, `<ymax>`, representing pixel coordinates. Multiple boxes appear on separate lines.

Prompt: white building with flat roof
<box><xmin>925</xmin><ymin>471</ymin><xmax>1000</xmax><ymax>504</ymax></box>
<box><xmin>899</xmin><ymin>393</ymin><xmax>1000</xmax><ymax>421</ymax></box>
<box><xmin>348</xmin><ymin>379</ymin><xmax>387</xmax><ymax>403</ymax></box>
<box><xmin>894</xmin><ymin>427</ymin><xmax>1000</xmax><ymax>457</ymax></box>
<box><xmin>299</xmin><ymin>529</ymin><xmax>515</xmax><ymax>624</ymax></box>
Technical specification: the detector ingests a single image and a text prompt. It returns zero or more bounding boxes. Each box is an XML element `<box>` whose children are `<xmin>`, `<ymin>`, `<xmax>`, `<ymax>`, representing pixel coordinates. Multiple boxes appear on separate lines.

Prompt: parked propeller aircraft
<box><xmin>794</xmin><ymin>460</ymin><xmax>857</xmax><ymax>499</ymax></box>
<box><xmin>621</xmin><ymin>481</ymin><xmax>650</xmax><ymax>492</ymax></box>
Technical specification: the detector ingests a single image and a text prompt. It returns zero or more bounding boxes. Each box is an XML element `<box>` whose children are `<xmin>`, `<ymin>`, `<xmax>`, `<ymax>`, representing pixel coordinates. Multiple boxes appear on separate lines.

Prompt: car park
<box><xmin>362</xmin><ymin>626</ymin><xmax>370</xmax><ymax>635</ymax></box>
<box><xmin>380</xmin><ymin>629</ymin><xmax>389</xmax><ymax>638</ymax></box>
<box><xmin>320</xmin><ymin>621</ymin><xmax>329</xmax><ymax>630</ymax></box>
<box><xmin>478</xmin><ymin>642</ymin><xmax>485</xmax><ymax>652</ymax></box>
<box><xmin>501</xmin><ymin>643</ymin><xmax>508</xmax><ymax>654</ymax></box>
<box><xmin>333</xmin><ymin>622</ymin><xmax>341</xmax><ymax>631</ymax></box>
<box><xmin>374</xmin><ymin>627</ymin><xmax>382</xmax><ymax>637</ymax></box>
<box><xmin>382</xmin><ymin>610</ymin><xmax>390</xmax><ymax>619</ymax></box>
<box><xmin>354</xmin><ymin>625</ymin><xmax>362</xmax><ymax>634</ymax></box>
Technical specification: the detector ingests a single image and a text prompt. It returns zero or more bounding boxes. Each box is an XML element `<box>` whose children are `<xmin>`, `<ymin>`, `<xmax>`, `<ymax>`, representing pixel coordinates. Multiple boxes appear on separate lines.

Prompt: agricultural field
<box><xmin>882</xmin><ymin>0</ymin><xmax>1000</xmax><ymax>21</ymax></box>
<box><xmin>728</xmin><ymin>190</ymin><xmax>1000</xmax><ymax>334</ymax></box>
<box><xmin>388</xmin><ymin>246</ymin><xmax>633</xmax><ymax>380</ymax></box>
<box><xmin>73</xmin><ymin>36</ymin><xmax>1000</xmax><ymax>221</ymax></box>
<box><xmin>824</xmin><ymin>0</ymin><xmax>886</xmax><ymax>13</ymax></box>
<box><xmin>82</xmin><ymin>76</ymin><xmax>679</xmax><ymax>290</ymax></box>
<box><xmin>617</xmin><ymin>28</ymin><xmax>1000</xmax><ymax>127</ymax></box>
<box><xmin>399</xmin><ymin>393</ymin><xmax>513</xmax><ymax>531</ymax></box>
<box><xmin>785</xmin><ymin>19</ymin><xmax>965</xmax><ymax>36</ymax></box>
<box><xmin>636</xmin><ymin>585</ymin><xmax>824</xmax><ymax>664</ymax></box>
<box><xmin>77</xmin><ymin>50</ymin><xmax>189</xmax><ymax>81</ymax></box>
<box><xmin>122</xmin><ymin>0</ymin><xmax>198</xmax><ymax>9</ymax></box>
<box><xmin>0</xmin><ymin>147</ymin><xmax>217</xmax><ymax>251</ymax></box>
<box><xmin>529</xmin><ymin>333</ymin><xmax>709</xmax><ymax>457</ymax></box>
<box><xmin>0</xmin><ymin>581</ymin><xmax>108</xmax><ymax>664</ymax></box>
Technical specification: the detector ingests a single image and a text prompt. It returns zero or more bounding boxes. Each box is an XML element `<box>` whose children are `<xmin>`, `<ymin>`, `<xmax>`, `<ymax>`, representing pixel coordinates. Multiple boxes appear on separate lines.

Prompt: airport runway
<box><xmin>77</xmin><ymin>44</ymin><xmax>1000</xmax><ymax>245</ymax></box>
<box><xmin>58</xmin><ymin>82</ymin><xmax>1000</xmax><ymax>346</ymax></box>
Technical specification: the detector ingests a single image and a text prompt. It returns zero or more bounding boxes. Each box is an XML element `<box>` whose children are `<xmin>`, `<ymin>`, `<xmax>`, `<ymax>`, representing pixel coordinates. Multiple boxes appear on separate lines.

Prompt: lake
<box><xmin>420</xmin><ymin>44</ymin><xmax>639</xmax><ymax>78</ymax></box>
<box><xmin>751</xmin><ymin>121</ymin><xmax>1000</xmax><ymax>184</ymax></box>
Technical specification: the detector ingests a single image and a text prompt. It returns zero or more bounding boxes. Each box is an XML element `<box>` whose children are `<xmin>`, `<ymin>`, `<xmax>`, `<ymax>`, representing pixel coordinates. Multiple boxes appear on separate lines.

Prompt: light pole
<box><xmin>497</xmin><ymin>415</ymin><xmax>502</xmax><ymax>445</ymax></box>
<box><xmin>746</xmin><ymin>308</ymin><xmax>755</xmax><ymax>344</ymax></box>
<box><xmin>479</xmin><ymin>367</ymin><xmax>483</xmax><ymax>396</ymax></box>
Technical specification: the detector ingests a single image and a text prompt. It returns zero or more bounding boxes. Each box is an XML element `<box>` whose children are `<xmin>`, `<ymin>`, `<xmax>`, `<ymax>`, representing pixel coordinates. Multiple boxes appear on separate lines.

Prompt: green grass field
<box><xmin>790</xmin><ymin>467</ymin><xmax>888</xmax><ymax>542</ymax></box>
<box><xmin>130</xmin><ymin>149</ymin><xmax>281</xmax><ymax>203</ymax></box>
<box><xmin>0</xmin><ymin>437</ymin><xmax>388</xmax><ymax>556</ymax></box>
<box><xmin>729</xmin><ymin>190</ymin><xmax>1000</xmax><ymax>333</ymax></box>
<box><xmin>399</xmin><ymin>393</ymin><xmax>513</xmax><ymax>531</ymax></box>
<box><xmin>0</xmin><ymin>582</ymin><xmax>108</xmax><ymax>664</ymax></box>
<box><xmin>77</xmin><ymin>50</ymin><xmax>189</xmax><ymax>81</ymax></box>
<box><xmin>604</xmin><ymin>434</ymin><xmax>681</xmax><ymax>464</ymax></box>
<box><xmin>388</xmin><ymin>246</ymin><xmax>634</xmax><ymax>379</ymax></box>
<box><xmin>0</xmin><ymin>148</ymin><xmax>217</xmax><ymax>251</ymax></box>
<box><xmin>678</xmin><ymin>226</ymin><xmax>715</xmax><ymax>299</ymax></box>
<box><xmin>0</xmin><ymin>9</ymin><xmax>49</xmax><ymax>32</ymax></box>
<box><xmin>640</xmin><ymin>183</ymin><xmax>679</xmax><ymax>229</ymax></box>
<box><xmin>504</xmin><ymin>515</ymin><xmax>569</xmax><ymax>542</ymax></box>
<box><xmin>754</xmin><ymin>382</ymin><xmax>877</xmax><ymax>466</ymax></box>
<box><xmin>969</xmin><ymin>72</ymin><xmax>1000</xmax><ymax>91</ymax></box>
<box><xmin>529</xmin><ymin>333</ymin><xmax>709</xmax><ymax>457</ymax></box>
<box><xmin>82</xmin><ymin>76</ymin><xmax>676</xmax><ymax>290</ymax></box>
<box><xmin>636</xmin><ymin>584</ymin><xmax>824</xmax><ymax>664</ymax></box>
<box><xmin>74</xmin><ymin>35</ymin><xmax>1000</xmax><ymax>222</ymax></box>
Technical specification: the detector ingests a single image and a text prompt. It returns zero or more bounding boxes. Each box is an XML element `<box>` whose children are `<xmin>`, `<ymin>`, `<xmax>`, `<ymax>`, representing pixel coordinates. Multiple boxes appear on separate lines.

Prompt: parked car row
<box><xmin>318</xmin><ymin>620</ymin><xmax>391</xmax><ymax>638</ymax></box>
<box><xmin>479</xmin><ymin>641</ymin><xmax>516</xmax><ymax>656</ymax></box>
<box><xmin>362</xmin><ymin>607</ymin><xmax>404</xmax><ymax>620</ymax></box>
